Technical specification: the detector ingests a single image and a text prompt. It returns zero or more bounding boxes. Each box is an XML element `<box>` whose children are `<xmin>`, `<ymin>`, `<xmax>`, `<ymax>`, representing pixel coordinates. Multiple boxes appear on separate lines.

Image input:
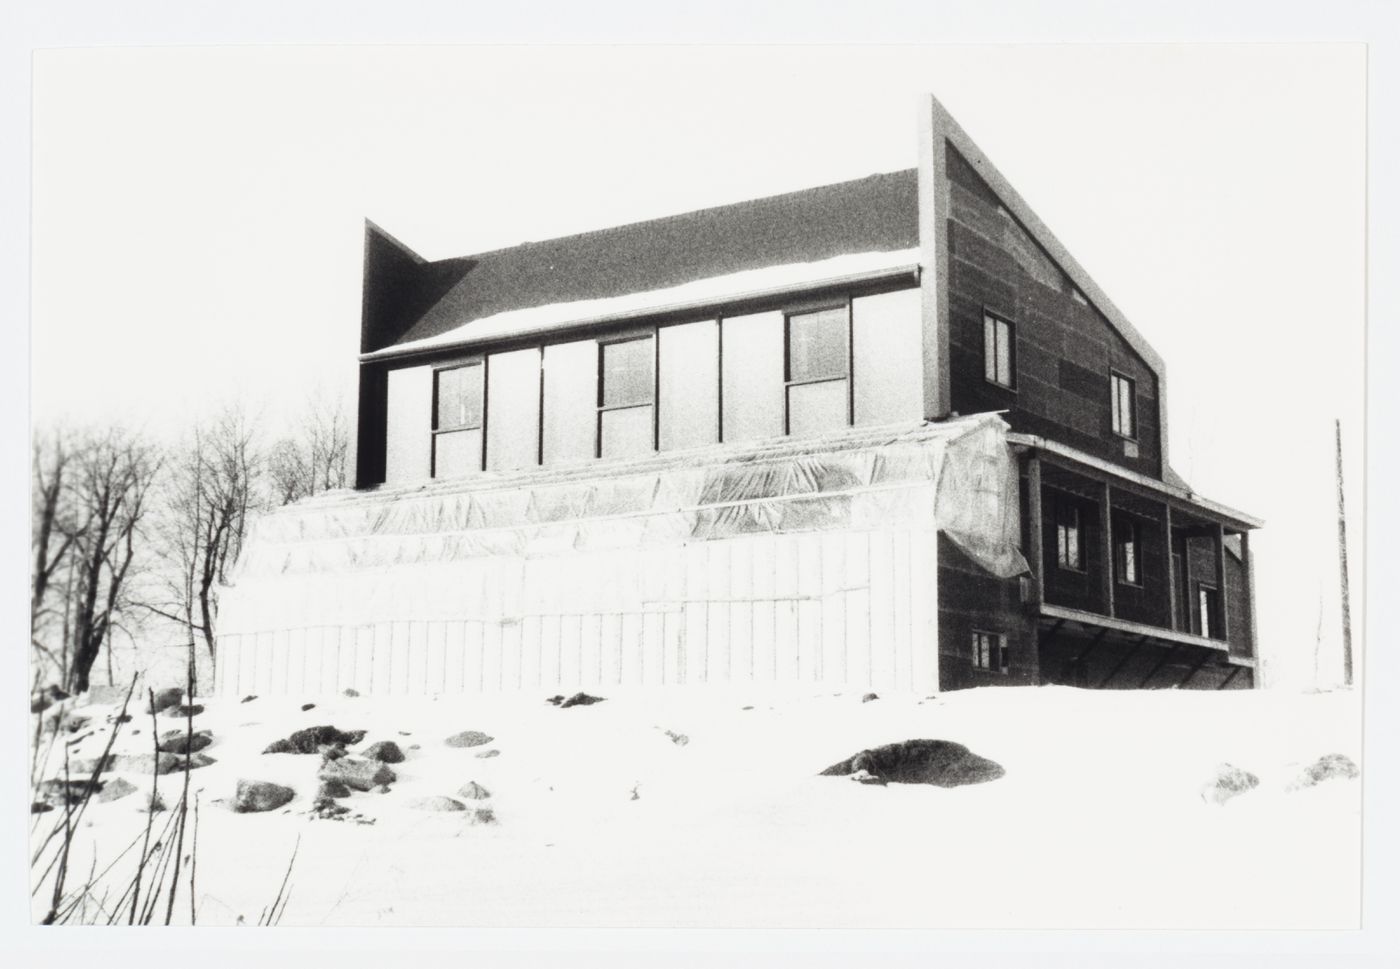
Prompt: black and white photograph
<box><xmin>5</xmin><ymin>3</ymin><xmax>1396</xmax><ymax>966</ymax></box>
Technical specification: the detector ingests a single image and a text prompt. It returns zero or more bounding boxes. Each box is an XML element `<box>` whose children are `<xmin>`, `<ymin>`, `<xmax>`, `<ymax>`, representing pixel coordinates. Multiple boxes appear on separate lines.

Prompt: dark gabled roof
<box><xmin>362</xmin><ymin>169</ymin><xmax>920</xmax><ymax>353</ymax></box>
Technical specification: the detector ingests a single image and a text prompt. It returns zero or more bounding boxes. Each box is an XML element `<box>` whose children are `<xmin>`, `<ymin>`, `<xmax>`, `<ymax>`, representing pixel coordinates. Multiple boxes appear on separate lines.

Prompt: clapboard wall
<box><xmin>214</xmin><ymin>528</ymin><xmax>940</xmax><ymax>697</ymax></box>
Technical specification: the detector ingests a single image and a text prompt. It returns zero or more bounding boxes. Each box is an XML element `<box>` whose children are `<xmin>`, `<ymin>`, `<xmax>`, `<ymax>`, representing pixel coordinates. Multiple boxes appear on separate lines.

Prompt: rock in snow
<box><xmin>157</xmin><ymin>729</ymin><xmax>213</xmax><ymax>755</ymax></box>
<box><xmin>263</xmin><ymin>725</ymin><xmax>368</xmax><ymax>755</ymax></box>
<box><xmin>147</xmin><ymin>688</ymin><xmax>183</xmax><ymax>715</ymax></box>
<box><xmin>116</xmin><ymin>752</ymin><xmax>185</xmax><ymax>775</ymax></box>
<box><xmin>318</xmin><ymin>756</ymin><xmax>396</xmax><ymax>792</ymax></box>
<box><xmin>96</xmin><ymin>777</ymin><xmax>139</xmax><ymax>803</ymax></box>
<box><xmin>360</xmin><ymin>740</ymin><xmax>406</xmax><ymax>764</ymax></box>
<box><xmin>821</xmin><ymin>739</ymin><xmax>1005</xmax><ymax>788</ymax></box>
<box><xmin>1287</xmin><ymin>753</ymin><xmax>1360</xmax><ymax>791</ymax></box>
<box><xmin>233</xmin><ymin>780</ymin><xmax>296</xmax><ymax>813</ymax></box>
<box><xmin>559</xmin><ymin>692</ymin><xmax>605</xmax><ymax>708</ymax></box>
<box><xmin>445</xmin><ymin>730</ymin><xmax>494</xmax><ymax>749</ymax></box>
<box><xmin>410</xmin><ymin>796</ymin><xmax>466</xmax><ymax>812</ymax></box>
<box><xmin>474</xmin><ymin>749</ymin><xmax>501</xmax><ymax>759</ymax></box>
<box><xmin>862</xmin><ymin>693</ymin><xmax>880</xmax><ymax>703</ymax></box>
<box><xmin>457</xmin><ymin>781</ymin><xmax>491</xmax><ymax>800</ymax></box>
<box><xmin>318</xmin><ymin>779</ymin><xmax>352</xmax><ymax>799</ymax></box>
<box><xmin>1200</xmin><ymin>763</ymin><xmax>1260</xmax><ymax>805</ymax></box>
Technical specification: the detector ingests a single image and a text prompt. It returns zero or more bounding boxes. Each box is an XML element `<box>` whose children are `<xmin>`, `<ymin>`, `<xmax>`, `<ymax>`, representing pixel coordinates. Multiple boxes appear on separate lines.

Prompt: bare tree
<box><xmin>61</xmin><ymin>428</ymin><xmax>161</xmax><ymax>693</ymax></box>
<box><xmin>32</xmin><ymin>432</ymin><xmax>80</xmax><ymax>683</ymax></box>
<box><xmin>152</xmin><ymin>408</ymin><xmax>263</xmax><ymax>669</ymax></box>
<box><xmin>268</xmin><ymin>392</ymin><xmax>349</xmax><ymax>505</ymax></box>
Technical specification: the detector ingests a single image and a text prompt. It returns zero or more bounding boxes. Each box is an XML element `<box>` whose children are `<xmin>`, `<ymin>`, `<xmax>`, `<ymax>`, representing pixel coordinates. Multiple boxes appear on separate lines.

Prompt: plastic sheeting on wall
<box><xmin>214</xmin><ymin>413</ymin><xmax>1027</xmax><ymax>696</ymax></box>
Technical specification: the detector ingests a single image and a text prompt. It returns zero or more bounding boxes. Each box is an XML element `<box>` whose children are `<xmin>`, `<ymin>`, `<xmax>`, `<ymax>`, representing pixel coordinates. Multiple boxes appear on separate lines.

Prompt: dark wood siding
<box><xmin>945</xmin><ymin>144</ymin><xmax>1162</xmax><ymax>478</ymax></box>
<box><xmin>937</xmin><ymin>535</ymin><xmax>1036</xmax><ymax>690</ymax></box>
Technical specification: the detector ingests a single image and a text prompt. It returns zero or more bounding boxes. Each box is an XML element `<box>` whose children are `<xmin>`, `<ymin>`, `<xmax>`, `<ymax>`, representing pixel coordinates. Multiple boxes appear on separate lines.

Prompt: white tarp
<box><xmin>214</xmin><ymin>413</ymin><xmax>1027</xmax><ymax>696</ymax></box>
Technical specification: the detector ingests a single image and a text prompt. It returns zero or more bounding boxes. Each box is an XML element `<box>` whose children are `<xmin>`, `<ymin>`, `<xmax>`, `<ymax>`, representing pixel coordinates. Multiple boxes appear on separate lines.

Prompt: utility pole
<box><xmin>1335</xmin><ymin>419</ymin><xmax>1353</xmax><ymax>687</ymax></box>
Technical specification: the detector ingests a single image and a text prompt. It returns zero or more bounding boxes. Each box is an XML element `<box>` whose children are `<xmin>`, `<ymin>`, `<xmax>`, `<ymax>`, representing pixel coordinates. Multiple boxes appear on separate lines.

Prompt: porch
<box><xmin>1011</xmin><ymin>434</ymin><xmax>1260</xmax><ymax>688</ymax></box>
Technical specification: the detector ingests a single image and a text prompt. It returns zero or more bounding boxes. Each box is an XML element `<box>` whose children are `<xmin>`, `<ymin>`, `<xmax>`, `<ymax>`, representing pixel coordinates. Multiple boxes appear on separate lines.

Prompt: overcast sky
<box><xmin>29</xmin><ymin>44</ymin><xmax>1364</xmax><ymax>687</ymax></box>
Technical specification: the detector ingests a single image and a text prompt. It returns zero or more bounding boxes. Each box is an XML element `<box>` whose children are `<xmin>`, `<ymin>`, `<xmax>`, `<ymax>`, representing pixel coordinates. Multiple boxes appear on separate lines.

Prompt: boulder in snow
<box><xmin>361</xmin><ymin>740</ymin><xmax>406</xmax><ymax>764</ymax></box>
<box><xmin>301</xmin><ymin>703</ymin><xmax>316</xmax><ymax>711</ymax></box>
<box><xmin>157</xmin><ymin>729</ymin><xmax>213</xmax><ymax>755</ymax></box>
<box><xmin>318</xmin><ymin>756</ymin><xmax>396</xmax><ymax>792</ymax></box>
<box><xmin>1287</xmin><ymin>753</ymin><xmax>1360</xmax><ymax>791</ymax></box>
<box><xmin>117</xmin><ymin>752</ymin><xmax>184</xmax><ymax>775</ymax></box>
<box><xmin>457</xmin><ymin>781</ymin><xmax>491</xmax><ymax>800</ymax></box>
<box><xmin>343</xmin><ymin>688</ymin><xmax>360</xmax><ymax>698</ymax></box>
<box><xmin>165</xmin><ymin>703</ymin><xmax>204</xmax><ymax>718</ymax></box>
<box><xmin>263</xmin><ymin>725</ymin><xmax>368</xmax><ymax>755</ymax></box>
<box><xmin>318</xmin><ymin>779</ymin><xmax>352</xmax><ymax>799</ymax></box>
<box><xmin>1200</xmin><ymin>763</ymin><xmax>1260</xmax><ymax>805</ymax></box>
<box><xmin>662</xmin><ymin>729</ymin><xmax>689</xmax><ymax>746</ymax></box>
<box><xmin>445</xmin><ymin>730</ymin><xmax>494</xmax><ymax>749</ymax></box>
<box><xmin>67</xmin><ymin>753</ymin><xmax>116</xmax><ymax>775</ymax></box>
<box><xmin>409</xmin><ymin>795</ymin><xmax>466</xmax><ymax>812</ymax></box>
<box><xmin>821</xmin><ymin>739</ymin><xmax>1004</xmax><ymax>788</ymax></box>
<box><xmin>147</xmin><ymin>688</ymin><xmax>183</xmax><ymax>715</ymax></box>
<box><xmin>241</xmin><ymin>695</ymin><xmax>258</xmax><ymax>703</ymax></box>
<box><xmin>180</xmin><ymin>752</ymin><xmax>217</xmax><ymax>770</ymax></box>
<box><xmin>862</xmin><ymin>692</ymin><xmax>880</xmax><ymax>703</ymax></box>
<box><xmin>474</xmin><ymin>748</ymin><xmax>501</xmax><ymax>759</ymax></box>
<box><xmin>96</xmin><ymin>777</ymin><xmax>139</xmax><ymax>803</ymax></box>
<box><xmin>559</xmin><ymin>692</ymin><xmax>605</xmax><ymax>708</ymax></box>
<box><xmin>233</xmin><ymin>780</ymin><xmax>296</xmax><ymax>813</ymax></box>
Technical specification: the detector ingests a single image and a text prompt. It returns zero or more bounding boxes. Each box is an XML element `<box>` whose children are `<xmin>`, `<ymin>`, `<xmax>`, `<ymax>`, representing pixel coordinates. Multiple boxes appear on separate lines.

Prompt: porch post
<box><xmin>1215</xmin><ymin>522</ymin><xmax>1230</xmax><ymax>643</ymax></box>
<box><xmin>1027</xmin><ymin>454</ymin><xmax>1044</xmax><ymax>605</ymax></box>
<box><xmin>1100</xmin><ymin>481</ymin><xmax>1115</xmax><ymax>618</ymax></box>
<box><xmin>1241</xmin><ymin>530</ymin><xmax>1258</xmax><ymax>663</ymax></box>
<box><xmin>1164</xmin><ymin>503</ymin><xmax>1177</xmax><ymax>631</ymax></box>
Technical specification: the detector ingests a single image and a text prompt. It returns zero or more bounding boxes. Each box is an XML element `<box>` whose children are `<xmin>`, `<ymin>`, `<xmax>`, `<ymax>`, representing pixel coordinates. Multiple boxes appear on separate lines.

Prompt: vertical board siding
<box><xmin>214</xmin><ymin>529</ymin><xmax>939</xmax><ymax>698</ymax></box>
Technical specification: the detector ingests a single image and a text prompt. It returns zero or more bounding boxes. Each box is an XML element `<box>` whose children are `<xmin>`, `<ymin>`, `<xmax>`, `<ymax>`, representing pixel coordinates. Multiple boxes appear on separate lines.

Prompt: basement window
<box><xmin>1055</xmin><ymin>501</ymin><xmax>1084</xmax><ymax>572</ymax></box>
<box><xmin>972</xmin><ymin>630</ymin><xmax>1009</xmax><ymax>674</ymax></box>
<box><xmin>785</xmin><ymin>304</ymin><xmax>851</xmax><ymax>436</ymax></box>
<box><xmin>1111</xmin><ymin>372</ymin><xmax>1137</xmax><ymax>439</ymax></box>
<box><xmin>598</xmin><ymin>335</ymin><xmax>656</xmax><ymax>459</ymax></box>
<box><xmin>983</xmin><ymin>312</ymin><xmax>1015</xmax><ymax>389</ymax></box>
<box><xmin>432</xmin><ymin>362</ymin><xmax>483</xmax><ymax>478</ymax></box>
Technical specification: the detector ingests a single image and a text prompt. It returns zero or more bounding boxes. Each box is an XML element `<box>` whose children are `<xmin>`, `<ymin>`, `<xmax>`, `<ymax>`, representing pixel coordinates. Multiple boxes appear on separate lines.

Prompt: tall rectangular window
<box><xmin>972</xmin><ymin>630</ymin><xmax>1008</xmax><ymax>674</ymax></box>
<box><xmin>598</xmin><ymin>336</ymin><xmax>655</xmax><ymax>459</ymax></box>
<box><xmin>1197</xmin><ymin>584</ymin><xmax>1220</xmax><ymax>640</ymax></box>
<box><xmin>785</xmin><ymin>305</ymin><xmax>850</xmax><ymax>436</ymax></box>
<box><xmin>983</xmin><ymin>313</ymin><xmax>1015</xmax><ymax>388</ymax></box>
<box><xmin>1111</xmin><ymin>372</ymin><xmax>1137</xmax><ymax>439</ymax></box>
<box><xmin>485</xmin><ymin>348</ymin><xmax>542</xmax><ymax>472</ymax></box>
<box><xmin>1115</xmin><ymin>516</ymin><xmax>1141</xmax><ymax>586</ymax></box>
<box><xmin>1056</xmin><ymin>500</ymin><xmax>1084</xmax><ymax>572</ymax></box>
<box><xmin>432</xmin><ymin>363</ymin><xmax>483</xmax><ymax>478</ymax></box>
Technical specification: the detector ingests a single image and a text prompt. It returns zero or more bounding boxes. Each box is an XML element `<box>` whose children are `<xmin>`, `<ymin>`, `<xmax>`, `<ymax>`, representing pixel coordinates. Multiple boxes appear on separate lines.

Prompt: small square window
<box><xmin>983</xmin><ymin>313</ymin><xmax>1015</xmax><ymax>389</ymax></box>
<box><xmin>972</xmin><ymin>630</ymin><xmax>1009</xmax><ymax>674</ymax></box>
<box><xmin>1111</xmin><ymin>372</ymin><xmax>1137</xmax><ymax>439</ymax></box>
<box><xmin>1055</xmin><ymin>500</ymin><xmax>1084</xmax><ymax>572</ymax></box>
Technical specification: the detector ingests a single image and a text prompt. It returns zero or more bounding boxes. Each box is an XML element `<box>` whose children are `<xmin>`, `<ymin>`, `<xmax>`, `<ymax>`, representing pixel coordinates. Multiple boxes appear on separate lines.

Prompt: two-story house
<box><xmin>213</xmin><ymin>94</ymin><xmax>1259</xmax><ymax>699</ymax></box>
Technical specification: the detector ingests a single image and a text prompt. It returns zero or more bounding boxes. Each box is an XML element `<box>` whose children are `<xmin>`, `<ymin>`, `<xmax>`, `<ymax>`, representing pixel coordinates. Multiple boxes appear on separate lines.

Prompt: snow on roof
<box><xmin>362</xmin><ymin>247</ymin><xmax>922</xmax><ymax>361</ymax></box>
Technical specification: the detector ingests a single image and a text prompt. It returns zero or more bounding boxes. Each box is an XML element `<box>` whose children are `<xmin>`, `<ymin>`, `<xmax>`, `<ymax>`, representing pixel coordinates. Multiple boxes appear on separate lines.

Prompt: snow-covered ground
<box><xmin>34</xmin><ymin>685</ymin><xmax>1361</xmax><ymax>928</ymax></box>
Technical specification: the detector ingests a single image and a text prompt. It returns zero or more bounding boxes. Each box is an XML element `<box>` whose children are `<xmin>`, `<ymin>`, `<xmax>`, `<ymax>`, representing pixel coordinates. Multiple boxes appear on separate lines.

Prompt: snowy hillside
<box><xmin>33</xmin><ymin>685</ymin><xmax>1361</xmax><ymax>929</ymax></box>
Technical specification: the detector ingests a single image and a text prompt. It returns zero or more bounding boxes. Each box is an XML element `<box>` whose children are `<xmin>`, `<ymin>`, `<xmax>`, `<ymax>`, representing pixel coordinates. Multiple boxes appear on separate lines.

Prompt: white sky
<box><xmin>29</xmin><ymin>44</ymin><xmax>1365</xmax><ymax>687</ymax></box>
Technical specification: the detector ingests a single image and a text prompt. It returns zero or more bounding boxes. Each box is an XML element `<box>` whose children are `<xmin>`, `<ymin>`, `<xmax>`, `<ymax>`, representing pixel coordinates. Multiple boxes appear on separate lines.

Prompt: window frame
<box><xmin>971</xmin><ymin>629</ymin><xmax>1009</xmax><ymax>674</ymax></box>
<box><xmin>1197</xmin><ymin>582</ymin><xmax>1221</xmax><ymax>640</ymax></box>
<box><xmin>430</xmin><ymin>358</ymin><xmax>486</xmax><ymax>478</ymax></box>
<box><xmin>983</xmin><ymin>311</ymin><xmax>1017</xmax><ymax>390</ymax></box>
<box><xmin>1114</xmin><ymin>514</ymin><xmax>1142</xmax><ymax>587</ymax></box>
<box><xmin>595</xmin><ymin>329</ymin><xmax>659</xmax><ymax>459</ymax></box>
<box><xmin>1110</xmin><ymin>370</ymin><xmax>1138</xmax><ymax>441</ymax></box>
<box><xmin>783</xmin><ymin>298</ymin><xmax>854</xmax><ymax>435</ymax></box>
<box><xmin>1055</xmin><ymin>499</ymin><xmax>1085</xmax><ymax>573</ymax></box>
